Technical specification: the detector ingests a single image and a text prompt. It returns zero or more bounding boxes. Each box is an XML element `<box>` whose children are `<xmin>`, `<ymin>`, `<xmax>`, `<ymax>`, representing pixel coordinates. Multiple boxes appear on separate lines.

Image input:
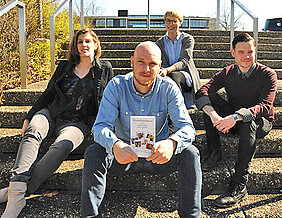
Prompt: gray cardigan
<box><xmin>156</xmin><ymin>32</ymin><xmax>201</xmax><ymax>95</ymax></box>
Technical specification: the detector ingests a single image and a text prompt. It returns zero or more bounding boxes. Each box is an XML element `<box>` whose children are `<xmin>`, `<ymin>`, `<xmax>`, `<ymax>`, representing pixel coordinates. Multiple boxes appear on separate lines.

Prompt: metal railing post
<box><xmin>230</xmin><ymin>0</ymin><xmax>235</xmax><ymax>49</ymax></box>
<box><xmin>0</xmin><ymin>0</ymin><xmax>27</xmax><ymax>89</ymax></box>
<box><xmin>18</xmin><ymin>4</ymin><xmax>27</xmax><ymax>89</ymax></box>
<box><xmin>50</xmin><ymin>15</ymin><xmax>56</xmax><ymax>74</ymax></box>
<box><xmin>147</xmin><ymin>0</ymin><xmax>150</xmax><ymax>29</ymax></box>
<box><xmin>216</xmin><ymin>0</ymin><xmax>220</xmax><ymax>30</ymax></box>
<box><xmin>69</xmin><ymin>0</ymin><xmax>73</xmax><ymax>41</ymax></box>
<box><xmin>50</xmin><ymin>0</ymin><xmax>77</xmax><ymax>74</ymax></box>
<box><xmin>80</xmin><ymin>0</ymin><xmax>84</xmax><ymax>28</ymax></box>
<box><xmin>230</xmin><ymin>0</ymin><xmax>258</xmax><ymax>52</ymax></box>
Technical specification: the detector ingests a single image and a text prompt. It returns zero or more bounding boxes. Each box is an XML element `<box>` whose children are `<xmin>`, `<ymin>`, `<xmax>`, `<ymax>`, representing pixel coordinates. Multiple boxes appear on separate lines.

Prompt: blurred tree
<box><xmin>220</xmin><ymin>3</ymin><xmax>245</xmax><ymax>30</ymax></box>
<box><xmin>74</xmin><ymin>0</ymin><xmax>105</xmax><ymax>16</ymax></box>
<box><xmin>0</xmin><ymin>0</ymin><xmax>72</xmax><ymax>93</ymax></box>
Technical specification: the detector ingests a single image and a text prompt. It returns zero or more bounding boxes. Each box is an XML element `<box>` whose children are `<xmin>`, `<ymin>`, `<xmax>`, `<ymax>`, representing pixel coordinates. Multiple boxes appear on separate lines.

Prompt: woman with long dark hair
<box><xmin>0</xmin><ymin>28</ymin><xmax>113</xmax><ymax>217</ymax></box>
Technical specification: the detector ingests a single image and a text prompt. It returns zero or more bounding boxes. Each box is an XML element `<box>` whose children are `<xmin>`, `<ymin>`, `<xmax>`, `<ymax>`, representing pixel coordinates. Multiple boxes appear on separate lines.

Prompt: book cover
<box><xmin>130</xmin><ymin>116</ymin><xmax>155</xmax><ymax>158</ymax></box>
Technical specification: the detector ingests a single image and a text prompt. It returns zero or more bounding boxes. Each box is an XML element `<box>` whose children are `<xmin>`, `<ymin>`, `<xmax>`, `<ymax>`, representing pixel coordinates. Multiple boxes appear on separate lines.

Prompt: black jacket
<box><xmin>25</xmin><ymin>59</ymin><xmax>114</xmax><ymax>126</ymax></box>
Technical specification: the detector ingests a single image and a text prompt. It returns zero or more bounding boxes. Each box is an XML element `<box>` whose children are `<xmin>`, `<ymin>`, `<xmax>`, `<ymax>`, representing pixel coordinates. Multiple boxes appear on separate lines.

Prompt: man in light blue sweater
<box><xmin>81</xmin><ymin>41</ymin><xmax>202</xmax><ymax>218</ymax></box>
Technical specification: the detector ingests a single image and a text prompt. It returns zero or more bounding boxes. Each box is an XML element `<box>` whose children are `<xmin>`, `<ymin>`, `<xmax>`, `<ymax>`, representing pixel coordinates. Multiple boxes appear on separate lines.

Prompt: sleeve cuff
<box><xmin>235</xmin><ymin>108</ymin><xmax>254</xmax><ymax>122</ymax></box>
<box><xmin>195</xmin><ymin>96</ymin><xmax>212</xmax><ymax>111</ymax></box>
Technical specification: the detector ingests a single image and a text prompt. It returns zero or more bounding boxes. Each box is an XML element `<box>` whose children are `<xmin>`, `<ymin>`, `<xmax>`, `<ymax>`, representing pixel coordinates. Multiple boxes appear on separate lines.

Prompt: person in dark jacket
<box><xmin>0</xmin><ymin>28</ymin><xmax>113</xmax><ymax>217</ymax></box>
<box><xmin>195</xmin><ymin>33</ymin><xmax>277</xmax><ymax>208</ymax></box>
<box><xmin>156</xmin><ymin>10</ymin><xmax>201</xmax><ymax>108</ymax></box>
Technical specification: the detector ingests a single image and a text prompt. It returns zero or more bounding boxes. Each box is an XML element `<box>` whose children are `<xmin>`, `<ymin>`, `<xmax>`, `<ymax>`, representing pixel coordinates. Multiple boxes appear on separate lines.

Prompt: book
<box><xmin>130</xmin><ymin>116</ymin><xmax>155</xmax><ymax>158</ymax></box>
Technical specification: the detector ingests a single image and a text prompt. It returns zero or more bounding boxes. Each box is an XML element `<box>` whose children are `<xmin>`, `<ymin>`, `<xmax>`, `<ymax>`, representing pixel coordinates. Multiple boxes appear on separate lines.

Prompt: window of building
<box><xmin>128</xmin><ymin>20</ymin><xmax>147</xmax><ymax>28</ymax></box>
<box><xmin>190</xmin><ymin>19</ymin><xmax>208</xmax><ymax>28</ymax></box>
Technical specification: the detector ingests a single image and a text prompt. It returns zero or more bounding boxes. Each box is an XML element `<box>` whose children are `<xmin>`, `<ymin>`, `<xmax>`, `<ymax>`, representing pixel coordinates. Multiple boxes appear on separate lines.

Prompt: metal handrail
<box><xmin>0</xmin><ymin>0</ymin><xmax>27</xmax><ymax>89</ymax></box>
<box><xmin>230</xmin><ymin>0</ymin><xmax>258</xmax><ymax>49</ymax></box>
<box><xmin>50</xmin><ymin>0</ymin><xmax>84</xmax><ymax>74</ymax></box>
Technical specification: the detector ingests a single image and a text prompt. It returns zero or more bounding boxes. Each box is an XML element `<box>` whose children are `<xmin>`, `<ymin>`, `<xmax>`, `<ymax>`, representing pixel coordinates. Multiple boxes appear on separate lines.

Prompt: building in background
<box><xmin>86</xmin><ymin>10</ymin><xmax>215</xmax><ymax>29</ymax></box>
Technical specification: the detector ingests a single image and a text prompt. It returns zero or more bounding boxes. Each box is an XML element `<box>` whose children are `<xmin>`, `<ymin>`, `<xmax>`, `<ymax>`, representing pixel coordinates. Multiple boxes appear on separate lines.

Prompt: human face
<box><xmin>165</xmin><ymin>15</ymin><xmax>181</xmax><ymax>35</ymax></box>
<box><xmin>231</xmin><ymin>41</ymin><xmax>256</xmax><ymax>73</ymax></box>
<box><xmin>131</xmin><ymin>44</ymin><xmax>161</xmax><ymax>94</ymax></box>
<box><xmin>77</xmin><ymin>32</ymin><xmax>97</xmax><ymax>61</ymax></box>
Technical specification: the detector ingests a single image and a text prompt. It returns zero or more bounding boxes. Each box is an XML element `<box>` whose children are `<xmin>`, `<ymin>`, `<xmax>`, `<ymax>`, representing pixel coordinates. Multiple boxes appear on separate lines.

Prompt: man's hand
<box><xmin>113</xmin><ymin>140</ymin><xmax>138</xmax><ymax>164</ymax></box>
<box><xmin>214</xmin><ymin>115</ymin><xmax>237</xmax><ymax>134</ymax></box>
<box><xmin>21</xmin><ymin>119</ymin><xmax>29</xmax><ymax>136</ymax></box>
<box><xmin>146</xmin><ymin>139</ymin><xmax>176</xmax><ymax>164</ymax></box>
<box><xmin>203</xmin><ymin>105</ymin><xmax>241</xmax><ymax>134</ymax></box>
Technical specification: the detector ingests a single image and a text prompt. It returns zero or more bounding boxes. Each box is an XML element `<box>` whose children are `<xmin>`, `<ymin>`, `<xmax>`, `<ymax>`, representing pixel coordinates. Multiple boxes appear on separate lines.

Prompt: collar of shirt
<box><xmin>164</xmin><ymin>31</ymin><xmax>182</xmax><ymax>41</ymax></box>
<box><xmin>129</xmin><ymin>72</ymin><xmax>157</xmax><ymax>97</ymax></box>
<box><xmin>237</xmin><ymin>63</ymin><xmax>256</xmax><ymax>79</ymax></box>
<box><xmin>164</xmin><ymin>32</ymin><xmax>183</xmax><ymax>66</ymax></box>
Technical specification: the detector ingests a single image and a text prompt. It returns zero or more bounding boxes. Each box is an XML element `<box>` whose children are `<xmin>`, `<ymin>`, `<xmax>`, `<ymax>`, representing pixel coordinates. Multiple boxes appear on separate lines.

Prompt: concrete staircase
<box><xmin>0</xmin><ymin>29</ymin><xmax>281</xmax><ymax>217</ymax></box>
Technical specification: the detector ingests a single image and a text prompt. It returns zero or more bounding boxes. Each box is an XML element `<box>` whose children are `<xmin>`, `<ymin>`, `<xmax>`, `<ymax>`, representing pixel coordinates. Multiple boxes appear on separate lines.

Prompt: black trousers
<box><xmin>168</xmin><ymin>71</ymin><xmax>192</xmax><ymax>93</ymax></box>
<box><xmin>203</xmin><ymin>93</ymin><xmax>272</xmax><ymax>184</ymax></box>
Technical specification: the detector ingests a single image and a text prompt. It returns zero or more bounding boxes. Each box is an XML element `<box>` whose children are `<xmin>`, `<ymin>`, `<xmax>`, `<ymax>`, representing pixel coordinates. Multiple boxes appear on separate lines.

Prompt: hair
<box><xmin>164</xmin><ymin>10</ymin><xmax>183</xmax><ymax>24</ymax></box>
<box><xmin>68</xmin><ymin>28</ymin><xmax>101</xmax><ymax>64</ymax></box>
<box><xmin>232</xmin><ymin>33</ymin><xmax>256</xmax><ymax>50</ymax></box>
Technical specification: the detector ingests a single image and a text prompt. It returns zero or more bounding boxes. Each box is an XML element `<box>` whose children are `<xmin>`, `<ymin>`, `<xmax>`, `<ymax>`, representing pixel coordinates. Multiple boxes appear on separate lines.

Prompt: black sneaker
<box><xmin>201</xmin><ymin>150</ymin><xmax>222</xmax><ymax>171</ymax></box>
<box><xmin>214</xmin><ymin>182</ymin><xmax>247</xmax><ymax>208</ymax></box>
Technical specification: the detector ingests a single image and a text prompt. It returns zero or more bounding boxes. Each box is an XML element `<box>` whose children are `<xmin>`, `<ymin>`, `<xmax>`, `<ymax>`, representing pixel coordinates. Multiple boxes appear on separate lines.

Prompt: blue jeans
<box><xmin>11</xmin><ymin>108</ymin><xmax>88</xmax><ymax>194</ymax></box>
<box><xmin>81</xmin><ymin>143</ymin><xmax>202</xmax><ymax>218</ymax></box>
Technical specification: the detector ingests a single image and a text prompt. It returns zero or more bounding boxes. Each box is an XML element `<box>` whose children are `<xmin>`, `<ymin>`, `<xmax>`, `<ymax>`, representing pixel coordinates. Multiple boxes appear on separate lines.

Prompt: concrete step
<box><xmin>188</xmin><ymin>107</ymin><xmax>282</xmax><ymax>129</ymax></box>
<box><xmin>0</xmin><ymin>191</ymin><xmax>280</xmax><ymax>217</ymax></box>
<box><xmin>91</xmin><ymin>34</ymin><xmax>282</xmax><ymax>45</ymax></box>
<box><xmin>99</xmin><ymin>41</ymin><xmax>282</xmax><ymax>52</ymax></box>
<box><xmin>112</xmin><ymin>67</ymin><xmax>282</xmax><ymax>80</ymax></box>
<box><xmin>93</xmin><ymin>29</ymin><xmax>282</xmax><ymax>38</ymax></box>
<box><xmin>0</xmin><ymin>152</ymin><xmax>280</xmax><ymax>195</ymax></box>
<box><xmin>98</xmin><ymin>50</ymin><xmax>282</xmax><ymax>61</ymax></box>
<box><xmin>100</xmin><ymin>57</ymin><xmax>282</xmax><ymax>71</ymax></box>
<box><xmin>1</xmin><ymin>128</ymin><xmax>281</xmax><ymax>156</ymax></box>
<box><xmin>198</xmin><ymin>68</ymin><xmax>282</xmax><ymax>80</ymax></box>
<box><xmin>3</xmin><ymin>80</ymin><xmax>281</xmax><ymax>107</ymax></box>
<box><xmin>1</xmin><ymin>106</ymin><xmax>282</xmax><ymax>128</ymax></box>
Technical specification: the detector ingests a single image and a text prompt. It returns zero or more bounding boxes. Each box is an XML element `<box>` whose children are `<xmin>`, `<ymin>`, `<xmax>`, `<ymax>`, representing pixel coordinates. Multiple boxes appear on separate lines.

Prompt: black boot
<box><xmin>201</xmin><ymin>149</ymin><xmax>222</xmax><ymax>171</ymax></box>
<box><xmin>214</xmin><ymin>181</ymin><xmax>247</xmax><ymax>208</ymax></box>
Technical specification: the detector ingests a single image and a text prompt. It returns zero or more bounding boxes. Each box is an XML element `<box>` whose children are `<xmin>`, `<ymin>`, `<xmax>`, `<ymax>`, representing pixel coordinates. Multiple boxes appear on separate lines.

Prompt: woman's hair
<box><xmin>68</xmin><ymin>28</ymin><xmax>101</xmax><ymax>64</ymax></box>
<box><xmin>164</xmin><ymin>10</ymin><xmax>183</xmax><ymax>24</ymax></box>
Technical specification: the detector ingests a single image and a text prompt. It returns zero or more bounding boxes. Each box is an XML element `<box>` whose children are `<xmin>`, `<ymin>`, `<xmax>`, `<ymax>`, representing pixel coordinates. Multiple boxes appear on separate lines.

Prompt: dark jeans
<box><xmin>168</xmin><ymin>71</ymin><xmax>194</xmax><ymax>108</ymax></box>
<box><xmin>203</xmin><ymin>93</ymin><xmax>272</xmax><ymax>184</ymax></box>
<box><xmin>81</xmin><ymin>143</ymin><xmax>202</xmax><ymax>218</ymax></box>
<box><xmin>11</xmin><ymin>108</ymin><xmax>88</xmax><ymax>195</ymax></box>
<box><xmin>168</xmin><ymin>71</ymin><xmax>192</xmax><ymax>93</ymax></box>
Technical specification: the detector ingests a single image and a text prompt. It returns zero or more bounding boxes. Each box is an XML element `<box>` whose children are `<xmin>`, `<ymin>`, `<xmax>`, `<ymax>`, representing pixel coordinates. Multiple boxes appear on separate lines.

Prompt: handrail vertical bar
<box><xmin>80</xmin><ymin>0</ymin><xmax>84</xmax><ymax>28</ymax></box>
<box><xmin>216</xmin><ymin>0</ymin><xmax>220</xmax><ymax>30</ymax></box>
<box><xmin>69</xmin><ymin>0</ymin><xmax>73</xmax><ymax>41</ymax></box>
<box><xmin>50</xmin><ymin>16</ymin><xmax>56</xmax><ymax>74</ymax></box>
<box><xmin>50</xmin><ymin>0</ymin><xmax>73</xmax><ymax>74</ymax></box>
<box><xmin>253</xmin><ymin>17</ymin><xmax>258</xmax><ymax>58</ymax></box>
<box><xmin>18</xmin><ymin>5</ymin><xmax>27</xmax><ymax>88</ymax></box>
<box><xmin>230</xmin><ymin>0</ymin><xmax>258</xmax><ymax>52</ymax></box>
<box><xmin>0</xmin><ymin>0</ymin><xmax>27</xmax><ymax>89</ymax></box>
<box><xmin>230</xmin><ymin>0</ymin><xmax>235</xmax><ymax>49</ymax></box>
<box><xmin>147</xmin><ymin>0</ymin><xmax>150</xmax><ymax>29</ymax></box>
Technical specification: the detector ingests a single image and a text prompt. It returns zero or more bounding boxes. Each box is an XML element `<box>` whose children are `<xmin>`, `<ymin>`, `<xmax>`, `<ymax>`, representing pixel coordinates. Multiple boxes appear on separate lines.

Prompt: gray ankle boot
<box><xmin>1</xmin><ymin>182</ymin><xmax>27</xmax><ymax>218</ymax></box>
<box><xmin>0</xmin><ymin>187</ymin><xmax>8</xmax><ymax>203</ymax></box>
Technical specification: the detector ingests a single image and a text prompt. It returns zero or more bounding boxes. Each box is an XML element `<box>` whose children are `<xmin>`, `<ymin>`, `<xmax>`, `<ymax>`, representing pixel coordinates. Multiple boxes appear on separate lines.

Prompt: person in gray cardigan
<box><xmin>156</xmin><ymin>10</ymin><xmax>201</xmax><ymax>108</ymax></box>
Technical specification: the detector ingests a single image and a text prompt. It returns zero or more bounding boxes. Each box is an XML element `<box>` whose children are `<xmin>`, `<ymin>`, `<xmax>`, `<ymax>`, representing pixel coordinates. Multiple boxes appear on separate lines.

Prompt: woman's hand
<box><xmin>159</xmin><ymin>68</ymin><xmax>168</xmax><ymax>77</ymax></box>
<box><xmin>21</xmin><ymin>119</ymin><xmax>29</xmax><ymax>136</ymax></box>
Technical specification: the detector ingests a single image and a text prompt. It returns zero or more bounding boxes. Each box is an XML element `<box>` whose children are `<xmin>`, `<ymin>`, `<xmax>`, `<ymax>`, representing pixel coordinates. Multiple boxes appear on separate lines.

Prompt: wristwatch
<box><xmin>233</xmin><ymin>114</ymin><xmax>239</xmax><ymax>122</ymax></box>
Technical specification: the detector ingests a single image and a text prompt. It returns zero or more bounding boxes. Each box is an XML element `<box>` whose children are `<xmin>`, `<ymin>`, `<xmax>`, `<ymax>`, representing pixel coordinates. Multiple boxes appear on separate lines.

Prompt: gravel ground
<box><xmin>0</xmin><ymin>191</ymin><xmax>281</xmax><ymax>217</ymax></box>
